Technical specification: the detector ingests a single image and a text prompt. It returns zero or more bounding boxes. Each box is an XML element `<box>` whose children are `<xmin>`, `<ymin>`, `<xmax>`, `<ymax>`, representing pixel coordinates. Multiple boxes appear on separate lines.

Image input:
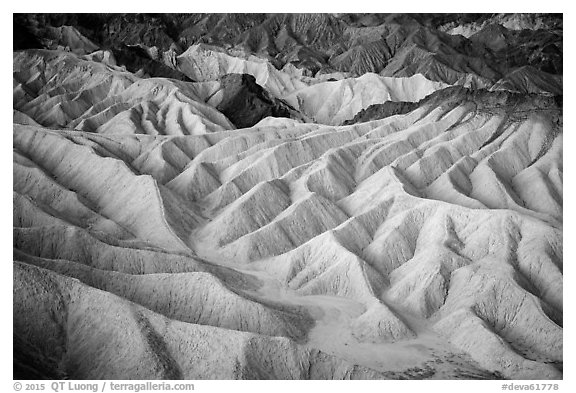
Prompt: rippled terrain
<box><xmin>13</xmin><ymin>13</ymin><xmax>562</xmax><ymax>380</ymax></box>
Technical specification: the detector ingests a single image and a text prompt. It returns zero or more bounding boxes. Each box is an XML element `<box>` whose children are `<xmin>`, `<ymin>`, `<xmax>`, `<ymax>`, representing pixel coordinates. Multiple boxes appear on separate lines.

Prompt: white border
<box><xmin>2</xmin><ymin>5</ymin><xmax>572</xmax><ymax>393</ymax></box>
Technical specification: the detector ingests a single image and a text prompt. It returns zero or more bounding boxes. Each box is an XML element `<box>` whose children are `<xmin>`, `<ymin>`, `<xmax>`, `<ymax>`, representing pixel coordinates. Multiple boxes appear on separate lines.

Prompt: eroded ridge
<box><xmin>14</xmin><ymin>47</ymin><xmax>562</xmax><ymax>380</ymax></box>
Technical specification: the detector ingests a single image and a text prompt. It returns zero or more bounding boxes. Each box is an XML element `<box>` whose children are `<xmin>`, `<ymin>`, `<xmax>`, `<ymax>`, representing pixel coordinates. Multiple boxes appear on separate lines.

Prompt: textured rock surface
<box><xmin>215</xmin><ymin>73</ymin><xmax>295</xmax><ymax>128</ymax></box>
<box><xmin>13</xmin><ymin>13</ymin><xmax>562</xmax><ymax>380</ymax></box>
<box><xmin>15</xmin><ymin>13</ymin><xmax>562</xmax><ymax>94</ymax></box>
<box><xmin>343</xmin><ymin>101</ymin><xmax>419</xmax><ymax>125</ymax></box>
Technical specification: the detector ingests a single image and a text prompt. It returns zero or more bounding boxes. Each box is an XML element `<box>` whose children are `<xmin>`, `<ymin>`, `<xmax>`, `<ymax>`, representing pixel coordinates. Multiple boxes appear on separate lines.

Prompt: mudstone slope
<box><xmin>13</xmin><ymin>13</ymin><xmax>562</xmax><ymax>380</ymax></box>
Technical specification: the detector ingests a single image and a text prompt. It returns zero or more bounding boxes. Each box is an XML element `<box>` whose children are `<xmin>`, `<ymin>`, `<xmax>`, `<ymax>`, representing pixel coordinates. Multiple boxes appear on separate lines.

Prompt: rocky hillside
<box><xmin>13</xmin><ymin>13</ymin><xmax>562</xmax><ymax>380</ymax></box>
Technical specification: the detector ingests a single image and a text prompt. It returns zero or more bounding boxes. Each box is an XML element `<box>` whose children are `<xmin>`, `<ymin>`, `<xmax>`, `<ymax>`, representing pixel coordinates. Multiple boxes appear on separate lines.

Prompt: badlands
<box><xmin>13</xmin><ymin>13</ymin><xmax>562</xmax><ymax>380</ymax></box>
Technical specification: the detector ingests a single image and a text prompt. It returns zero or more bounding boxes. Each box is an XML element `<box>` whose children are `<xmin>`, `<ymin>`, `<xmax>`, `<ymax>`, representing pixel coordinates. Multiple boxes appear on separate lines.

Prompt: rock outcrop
<box><xmin>216</xmin><ymin>73</ymin><xmax>295</xmax><ymax>128</ymax></box>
